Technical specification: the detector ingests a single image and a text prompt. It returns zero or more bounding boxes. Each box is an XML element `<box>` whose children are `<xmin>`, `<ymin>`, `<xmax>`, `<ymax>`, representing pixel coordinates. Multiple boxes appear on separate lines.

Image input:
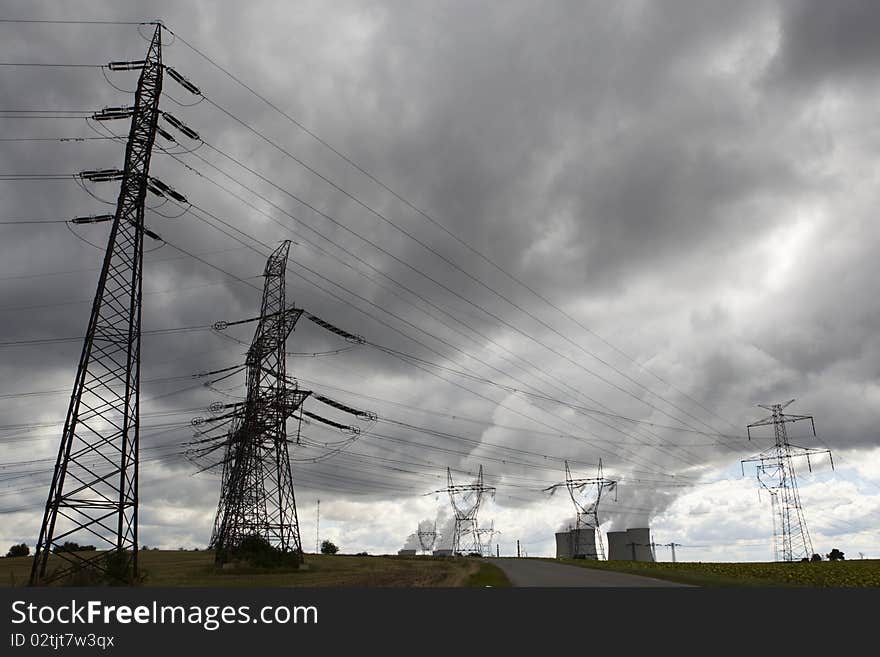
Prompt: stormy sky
<box><xmin>1</xmin><ymin>0</ymin><xmax>878</xmax><ymax>562</ymax></box>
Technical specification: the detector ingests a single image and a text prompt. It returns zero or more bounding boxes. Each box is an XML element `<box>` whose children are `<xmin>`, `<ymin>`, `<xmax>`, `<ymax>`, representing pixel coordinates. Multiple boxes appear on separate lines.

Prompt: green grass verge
<box><xmin>553</xmin><ymin>557</ymin><xmax>880</xmax><ymax>587</ymax></box>
<box><xmin>466</xmin><ymin>561</ymin><xmax>512</xmax><ymax>587</ymax></box>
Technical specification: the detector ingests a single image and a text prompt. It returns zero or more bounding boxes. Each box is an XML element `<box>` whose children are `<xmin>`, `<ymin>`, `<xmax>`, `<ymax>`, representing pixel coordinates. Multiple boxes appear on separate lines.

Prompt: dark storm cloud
<box><xmin>771</xmin><ymin>0</ymin><xmax>880</xmax><ymax>90</ymax></box>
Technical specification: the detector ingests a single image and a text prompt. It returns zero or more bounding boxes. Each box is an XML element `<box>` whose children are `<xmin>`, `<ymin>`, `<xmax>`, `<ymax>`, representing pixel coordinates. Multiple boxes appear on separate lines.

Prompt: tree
<box><xmin>320</xmin><ymin>539</ymin><xmax>339</xmax><ymax>555</ymax></box>
<box><xmin>810</xmin><ymin>553</ymin><xmax>822</xmax><ymax>562</ymax></box>
<box><xmin>826</xmin><ymin>548</ymin><xmax>845</xmax><ymax>561</ymax></box>
<box><xmin>6</xmin><ymin>543</ymin><xmax>29</xmax><ymax>558</ymax></box>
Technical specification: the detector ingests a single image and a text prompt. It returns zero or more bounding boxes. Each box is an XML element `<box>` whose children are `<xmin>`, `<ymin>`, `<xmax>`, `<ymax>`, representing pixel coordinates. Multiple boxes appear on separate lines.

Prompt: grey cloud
<box><xmin>770</xmin><ymin>0</ymin><xmax>880</xmax><ymax>91</ymax></box>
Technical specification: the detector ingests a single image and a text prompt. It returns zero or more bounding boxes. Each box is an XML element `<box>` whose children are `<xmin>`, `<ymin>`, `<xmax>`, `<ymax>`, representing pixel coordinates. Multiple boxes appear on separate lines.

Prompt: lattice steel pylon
<box><xmin>543</xmin><ymin>459</ymin><xmax>617</xmax><ymax>560</ymax></box>
<box><xmin>475</xmin><ymin>520</ymin><xmax>499</xmax><ymax>557</ymax></box>
<box><xmin>417</xmin><ymin>521</ymin><xmax>437</xmax><ymax>554</ymax></box>
<box><xmin>209</xmin><ymin>241</ymin><xmax>311</xmax><ymax>565</ymax></box>
<box><xmin>742</xmin><ymin>400</ymin><xmax>833</xmax><ymax>562</ymax></box>
<box><xmin>30</xmin><ymin>25</ymin><xmax>165</xmax><ymax>585</ymax></box>
<box><xmin>432</xmin><ymin>466</ymin><xmax>495</xmax><ymax>555</ymax></box>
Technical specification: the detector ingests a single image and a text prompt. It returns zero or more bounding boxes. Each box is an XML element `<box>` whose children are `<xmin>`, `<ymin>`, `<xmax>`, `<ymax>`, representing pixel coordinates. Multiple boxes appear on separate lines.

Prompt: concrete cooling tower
<box><xmin>607</xmin><ymin>527</ymin><xmax>655</xmax><ymax>561</ymax></box>
<box><xmin>606</xmin><ymin>530</ymin><xmax>628</xmax><ymax>560</ymax></box>
<box><xmin>555</xmin><ymin>528</ymin><xmax>598</xmax><ymax>559</ymax></box>
<box><xmin>625</xmin><ymin>527</ymin><xmax>655</xmax><ymax>562</ymax></box>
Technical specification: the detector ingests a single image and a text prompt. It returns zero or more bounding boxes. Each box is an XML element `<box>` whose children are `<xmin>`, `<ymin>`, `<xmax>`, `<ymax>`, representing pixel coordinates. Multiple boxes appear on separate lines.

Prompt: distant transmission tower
<box><xmin>208</xmin><ymin>241</ymin><xmax>311</xmax><ymax>564</ymax></box>
<box><xmin>543</xmin><ymin>459</ymin><xmax>617</xmax><ymax>560</ymax></box>
<box><xmin>742</xmin><ymin>400</ymin><xmax>833</xmax><ymax>562</ymax></box>
<box><xmin>475</xmin><ymin>520</ymin><xmax>499</xmax><ymax>557</ymax></box>
<box><xmin>417</xmin><ymin>521</ymin><xmax>437</xmax><ymax>554</ymax></box>
<box><xmin>433</xmin><ymin>467</ymin><xmax>495</xmax><ymax>555</ymax></box>
<box><xmin>30</xmin><ymin>24</ymin><xmax>175</xmax><ymax>585</ymax></box>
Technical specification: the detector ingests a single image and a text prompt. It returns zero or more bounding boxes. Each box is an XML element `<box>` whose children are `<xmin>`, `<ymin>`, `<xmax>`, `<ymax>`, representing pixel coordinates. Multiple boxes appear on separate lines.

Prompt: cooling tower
<box><xmin>571</xmin><ymin>528</ymin><xmax>598</xmax><ymax>559</ymax></box>
<box><xmin>555</xmin><ymin>532</ymin><xmax>573</xmax><ymax>559</ymax></box>
<box><xmin>625</xmin><ymin>527</ymin><xmax>655</xmax><ymax>562</ymax></box>
<box><xmin>606</xmin><ymin>530</ymin><xmax>629</xmax><ymax>560</ymax></box>
<box><xmin>556</xmin><ymin>528</ymin><xmax>598</xmax><ymax>559</ymax></box>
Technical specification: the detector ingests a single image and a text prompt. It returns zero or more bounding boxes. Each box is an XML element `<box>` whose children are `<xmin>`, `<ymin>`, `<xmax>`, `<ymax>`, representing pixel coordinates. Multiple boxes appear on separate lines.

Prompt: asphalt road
<box><xmin>488</xmin><ymin>558</ymin><xmax>694</xmax><ymax>587</ymax></box>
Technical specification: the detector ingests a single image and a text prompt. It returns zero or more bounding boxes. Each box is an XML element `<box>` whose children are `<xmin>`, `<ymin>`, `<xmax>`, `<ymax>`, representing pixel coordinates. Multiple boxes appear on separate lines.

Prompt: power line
<box><xmin>0</xmin><ymin>324</ymin><xmax>212</xmax><ymax>348</ymax></box>
<box><xmin>0</xmin><ymin>19</ymin><xmax>146</xmax><ymax>25</ymax></box>
<box><xmin>172</xmin><ymin>196</ymin><xmax>718</xmax><ymax>474</ymax></box>
<box><xmin>9</xmin><ymin>32</ymin><xmax>708</xmax><ymax>457</ymax></box>
<box><xmin>118</xmin><ymin>136</ymin><xmax>738</xmax><ymax>478</ymax></box>
<box><xmin>192</xmin><ymin>106</ymin><xmax>722</xmax><ymax>439</ymax></box>
<box><xmin>173</xmin><ymin>127</ymin><xmax>738</xmax><ymax>461</ymax></box>
<box><xmin>0</xmin><ymin>62</ymin><xmax>102</xmax><ymax>67</ymax></box>
<box><xmin>0</xmin><ymin>136</ymin><xmax>114</xmax><ymax>142</ymax></box>
<box><xmin>166</xmin><ymin>21</ymin><xmax>739</xmax><ymax>436</ymax></box>
<box><xmin>5</xmin><ymin>74</ymin><xmax>736</xmax><ymax>464</ymax></box>
<box><xmin>0</xmin><ymin>245</ymin><xmax>249</xmax><ymax>282</ymax></box>
<box><xmin>166</xmin><ymin>144</ymin><xmax>725</xmax><ymax>468</ymax></box>
<box><xmin>0</xmin><ymin>219</ymin><xmax>70</xmax><ymax>224</ymax></box>
<box><xmin>157</xmin><ymin>148</ymin><xmax>735</xmax><ymax>474</ymax></box>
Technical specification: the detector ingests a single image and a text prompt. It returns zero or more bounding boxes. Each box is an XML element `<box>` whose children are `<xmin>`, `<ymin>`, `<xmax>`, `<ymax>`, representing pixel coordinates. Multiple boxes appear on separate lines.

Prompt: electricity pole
<box><xmin>432</xmin><ymin>467</ymin><xmax>494</xmax><ymax>555</ymax></box>
<box><xmin>417</xmin><ymin>521</ymin><xmax>438</xmax><ymax>555</ymax></box>
<box><xmin>543</xmin><ymin>459</ymin><xmax>617</xmax><ymax>559</ymax></box>
<box><xmin>188</xmin><ymin>285</ymin><xmax>368</xmax><ymax>565</ymax></box>
<box><xmin>742</xmin><ymin>401</ymin><xmax>833</xmax><ymax>562</ymax></box>
<box><xmin>208</xmin><ymin>242</ymin><xmax>311</xmax><ymax>564</ymax></box>
<box><xmin>30</xmin><ymin>24</ymin><xmax>166</xmax><ymax>585</ymax></box>
<box><xmin>666</xmin><ymin>542</ymin><xmax>682</xmax><ymax>563</ymax></box>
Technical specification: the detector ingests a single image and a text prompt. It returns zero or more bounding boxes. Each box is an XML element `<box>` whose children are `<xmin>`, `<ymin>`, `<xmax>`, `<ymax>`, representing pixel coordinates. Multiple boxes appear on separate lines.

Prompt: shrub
<box><xmin>320</xmin><ymin>540</ymin><xmax>339</xmax><ymax>555</ymax></box>
<box><xmin>52</xmin><ymin>541</ymin><xmax>96</xmax><ymax>553</ymax></box>
<box><xmin>219</xmin><ymin>535</ymin><xmax>302</xmax><ymax>568</ymax></box>
<box><xmin>54</xmin><ymin>550</ymin><xmax>144</xmax><ymax>586</ymax></box>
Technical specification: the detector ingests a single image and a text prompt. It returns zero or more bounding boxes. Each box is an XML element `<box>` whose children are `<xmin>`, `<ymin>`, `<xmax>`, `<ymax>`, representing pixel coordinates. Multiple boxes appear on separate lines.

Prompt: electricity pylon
<box><xmin>30</xmin><ymin>24</ymin><xmax>166</xmax><ymax>585</ymax></box>
<box><xmin>742</xmin><ymin>400</ymin><xmax>833</xmax><ymax>562</ymax></box>
<box><xmin>208</xmin><ymin>241</ymin><xmax>311</xmax><ymax>564</ymax></box>
<box><xmin>475</xmin><ymin>520</ymin><xmax>499</xmax><ymax>557</ymax></box>
<box><xmin>432</xmin><ymin>466</ymin><xmax>495</xmax><ymax>555</ymax></box>
<box><xmin>417</xmin><ymin>521</ymin><xmax>437</xmax><ymax>554</ymax></box>
<box><xmin>543</xmin><ymin>459</ymin><xmax>617</xmax><ymax>560</ymax></box>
